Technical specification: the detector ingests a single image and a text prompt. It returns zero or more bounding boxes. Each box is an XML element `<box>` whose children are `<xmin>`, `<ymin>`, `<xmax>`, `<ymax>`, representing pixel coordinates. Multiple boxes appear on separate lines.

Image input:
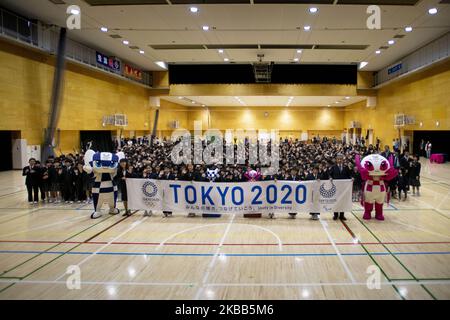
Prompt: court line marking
<box><xmin>2</xmin><ymin>249</ymin><xmax>449</xmax><ymax>257</ymax></box>
<box><xmin>54</xmin><ymin>214</ymin><xmax>146</xmax><ymax>282</ymax></box>
<box><xmin>0</xmin><ymin>279</ymin><xmax>448</xmax><ymax>288</ymax></box>
<box><xmin>320</xmin><ymin>219</ymin><xmax>356</xmax><ymax>283</ymax></box>
<box><xmin>0</xmin><ymin>211</ymin><xmax>138</xmax><ymax>288</ymax></box>
<box><xmin>340</xmin><ymin>218</ymin><xmax>406</xmax><ymax>299</ymax></box>
<box><xmin>390</xmin><ymin>219</ymin><xmax>450</xmax><ymax>240</ymax></box>
<box><xmin>194</xmin><ymin>214</ymin><xmax>235</xmax><ymax>300</ymax></box>
<box><xmin>0</xmin><ymin>214</ymin><xmax>87</xmax><ymax>238</ymax></box>
<box><xmin>408</xmin><ymin>190</ymin><xmax>450</xmax><ymax>219</ymax></box>
<box><xmin>1</xmin><ymin>239</ymin><xmax>449</xmax><ymax>246</ymax></box>
<box><xmin>0</xmin><ymin>214</ymin><xmax>115</xmax><ymax>278</ymax></box>
<box><xmin>350</xmin><ymin>212</ymin><xmax>437</xmax><ymax>300</ymax></box>
<box><xmin>0</xmin><ymin>208</ymin><xmax>40</xmax><ymax>225</ymax></box>
<box><xmin>155</xmin><ymin>222</ymin><xmax>282</xmax><ymax>251</ymax></box>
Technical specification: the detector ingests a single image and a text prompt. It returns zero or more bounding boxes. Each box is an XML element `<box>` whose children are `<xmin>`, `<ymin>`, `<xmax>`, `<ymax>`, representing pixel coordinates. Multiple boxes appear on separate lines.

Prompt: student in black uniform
<box><xmin>397</xmin><ymin>169</ymin><xmax>408</xmax><ymax>201</ymax></box>
<box><xmin>23</xmin><ymin>158</ymin><xmax>40</xmax><ymax>204</ymax></box>
<box><xmin>62</xmin><ymin>159</ymin><xmax>75</xmax><ymax>203</ymax></box>
<box><xmin>46</xmin><ymin>160</ymin><xmax>57</xmax><ymax>203</ymax></box>
<box><xmin>351</xmin><ymin>165</ymin><xmax>362</xmax><ymax>202</ymax></box>
<box><xmin>36</xmin><ymin>161</ymin><xmax>47</xmax><ymax>202</ymax></box>
<box><xmin>306</xmin><ymin>166</ymin><xmax>329</xmax><ymax>220</ymax></box>
<box><xmin>329</xmin><ymin>154</ymin><xmax>352</xmax><ymax>221</ymax></box>
<box><xmin>287</xmin><ymin>168</ymin><xmax>301</xmax><ymax>219</ymax></box>
<box><xmin>74</xmin><ymin>162</ymin><xmax>88</xmax><ymax>203</ymax></box>
<box><xmin>118</xmin><ymin>159</ymin><xmax>138</xmax><ymax>216</ymax></box>
<box><xmin>159</xmin><ymin>167</ymin><xmax>175</xmax><ymax>217</ymax></box>
<box><xmin>180</xmin><ymin>164</ymin><xmax>197</xmax><ymax>217</ymax></box>
<box><xmin>409</xmin><ymin>155</ymin><xmax>421</xmax><ymax>196</ymax></box>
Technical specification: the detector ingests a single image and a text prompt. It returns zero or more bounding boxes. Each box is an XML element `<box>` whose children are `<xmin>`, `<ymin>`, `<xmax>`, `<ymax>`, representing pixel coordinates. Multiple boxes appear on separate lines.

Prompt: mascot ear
<box><xmin>84</xmin><ymin>150</ymin><xmax>95</xmax><ymax>165</ymax></box>
<box><xmin>83</xmin><ymin>149</ymin><xmax>95</xmax><ymax>174</ymax></box>
<box><xmin>116</xmin><ymin>151</ymin><xmax>125</xmax><ymax>162</ymax></box>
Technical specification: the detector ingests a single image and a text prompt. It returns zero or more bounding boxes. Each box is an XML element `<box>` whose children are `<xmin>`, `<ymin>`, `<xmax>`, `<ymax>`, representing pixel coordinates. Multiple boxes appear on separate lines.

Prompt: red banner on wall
<box><xmin>124</xmin><ymin>64</ymin><xmax>143</xmax><ymax>80</ymax></box>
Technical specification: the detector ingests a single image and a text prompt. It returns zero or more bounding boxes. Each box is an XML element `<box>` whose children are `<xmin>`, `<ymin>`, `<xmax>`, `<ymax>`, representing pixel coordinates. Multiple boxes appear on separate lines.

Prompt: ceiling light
<box><xmin>293</xmin><ymin>58</ymin><xmax>299</xmax><ymax>62</ymax></box>
<box><xmin>345</xmin><ymin>97</ymin><xmax>350</xmax><ymax>100</ymax></box>
<box><xmin>190</xmin><ymin>7</ymin><xmax>198</xmax><ymax>13</ymax></box>
<box><xmin>122</xmin><ymin>40</ymin><xmax>129</xmax><ymax>45</ymax></box>
<box><xmin>297</xmin><ymin>49</ymin><xmax>302</xmax><ymax>53</ymax></box>
<box><xmin>388</xmin><ymin>40</ymin><xmax>395</xmax><ymax>45</ymax></box>
<box><xmin>335</xmin><ymin>101</ymin><xmax>340</xmax><ymax>104</ymax></box>
<box><xmin>303</xmin><ymin>25</ymin><xmax>311</xmax><ymax>31</ymax></box>
<box><xmin>218</xmin><ymin>49</ymin><xmax>224</xmax><ymax>53</ymax></box>
<box><xmin>428</xmin><ymin>8</ymin><xmax>438</xmax><ymax>15</ymax></box>
<box><xmin>224</xmin><ymin>58</ymin><xmax>229</xmax><ymax>62</ymax></box>
<box><xmin>70</xmin><ymin>9</ymin><xmax>80</xmax><ymax>15</ymax></box>
<box><xmin>202</xmin><ymin>25</ymin><xmax>209</xmax><ymax>31</ymax></box>
<box><xmin>191</xmin><ymin>101</ymin><xmax>196</xmax><ymax>104</ymax></box>
<box><xmin>178</xmin><ymin>97</ymin><xmax>184</xmax><ymax>100</ymax></box>
<box><xmin>327</xmin><ymin>105</ymin><xmax>331</xmax><ymax>107</ymax></box>
<box><xmin>202</xmin><ymin>104</ymin><xmax>206</xmax><ymax>107</ymax></box>
<box><xmin>375</xmin><ymin>50</ymin><xmax>381</xmax><ymax>54</ymax></box>
<box><xmin>155</xmin><ymin>61</ymin><xmax>167</xmax><ymax>69</ymax></box>
<box><xmin>100</xmin><ymin>27</ymin><xmax>108</xmax><ymax>32</ymax></box>
<box><xmin>359</xmin><ymin>61</ymin><xmax>368</xmax><ymax>69</ymax></box>
<box><xmin>309</xmin><ymin>7</ymin><xmax>318</xmax><ymax>14</ymax></box>
<box><xmin>405</xmin><ymin>26</ymin><xmax>413</xmax><ymax>32</ymax></box>
<box><xmin>139</xmin><ymin>50</ymin><xmax>145</xmax><ymax>54</ymax></box>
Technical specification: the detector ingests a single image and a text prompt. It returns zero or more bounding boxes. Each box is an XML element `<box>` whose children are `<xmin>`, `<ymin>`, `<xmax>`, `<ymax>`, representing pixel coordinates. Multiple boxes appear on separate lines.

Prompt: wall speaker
<box><xmin>149</xmin><ymin>96</ymin><xmax>161</xmax><ymax>107</ymax></box>
<box><xmin>366</xmin><ymin>96</ymin><xmax>377</xmax><ymax>107</ymax></box>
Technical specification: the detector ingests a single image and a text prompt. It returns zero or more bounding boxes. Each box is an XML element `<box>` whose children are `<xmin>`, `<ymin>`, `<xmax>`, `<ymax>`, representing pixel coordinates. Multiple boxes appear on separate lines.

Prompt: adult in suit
<box><xmin>329</xmin><ymin>154</ymin><xmax>352</xmax><ymax>221</ymax></box>
<box><xmin>23</xmin><ymin>158</ymin><xmax>40</xmax><ymax>204</ymax></box>
<box><xmin>381</xmin><ymin>145</ymin><xmax>392</xmax><ymax>159</ymax></box>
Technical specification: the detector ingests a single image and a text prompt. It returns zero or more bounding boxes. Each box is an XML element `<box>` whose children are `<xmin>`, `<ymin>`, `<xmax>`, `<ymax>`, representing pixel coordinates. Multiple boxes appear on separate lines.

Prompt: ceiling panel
<box><xmin>0</xmin><ymin>0</ymin><xmax>448</xmax><ymax>71</ymax></box>
<box><xmin>163</xmin><ymin>95</ymin><xmax>367</xmax><ymax>107</ymax></box>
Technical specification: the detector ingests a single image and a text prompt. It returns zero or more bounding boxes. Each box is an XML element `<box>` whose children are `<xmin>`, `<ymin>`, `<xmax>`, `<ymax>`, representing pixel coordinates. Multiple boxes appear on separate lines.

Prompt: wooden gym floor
<box><xmin>0</xmin><ymin>159</ymin><xmax>449</xmax><ymax>300</ymax></box>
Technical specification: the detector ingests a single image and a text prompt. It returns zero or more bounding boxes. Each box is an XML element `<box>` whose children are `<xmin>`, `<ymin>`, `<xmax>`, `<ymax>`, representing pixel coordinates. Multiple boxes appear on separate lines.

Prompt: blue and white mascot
<box><xmin>83</xmin><ymin>149</ymin><xmax>125</xmax><ymax>219</ymax></box>
<box><xmin>204</xmin><ymin>167</ymin><xmax>221</xmax><ymax>218</ymax></box>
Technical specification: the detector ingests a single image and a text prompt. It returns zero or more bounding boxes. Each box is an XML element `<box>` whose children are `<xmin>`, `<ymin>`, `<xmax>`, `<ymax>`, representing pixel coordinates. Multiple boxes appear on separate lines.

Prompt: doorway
<box><xmin>0</xmin><ymin>131</ymin><xmax>13</xmax><ymax>171</ymax></box>
<box><xmin>80</xmin><ymin>131</ymin><xmax>114</xmax><ymax>152</ymax></box>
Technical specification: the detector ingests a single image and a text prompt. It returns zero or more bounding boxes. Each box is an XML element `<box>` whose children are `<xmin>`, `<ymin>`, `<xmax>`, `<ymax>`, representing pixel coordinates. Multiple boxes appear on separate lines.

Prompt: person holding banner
<box><xmin>244</xmin><ymin>168</ymin><xmax>262</xmax><ymax>218</ymax></box>
<box><xmin>159</xmin><ymin>167</ymin><xmax>175</xmax><ymax>217</ymax></box>
<box><xmin>118</xmin><ymin>159</ymin><xmax>140</xmax><ymax>216</ymax></box>
<box><xmin>306</xmin><ymin>166</ymin><xmax>329</xmax><ymax>220</ymax></box>
<box><xmin>329</xmin><ymin>154</ymin><xmax>352</xmax><ymax>221</ymax></box>
<box><xmin>286</xmin><ymin>168</ymin><xmax>301</xmax><ymax>219</ymax></box>
<box><xmin>181</xmin><ymin>164</ymin><xmax>197</xmax><ymax>217</ymax></box>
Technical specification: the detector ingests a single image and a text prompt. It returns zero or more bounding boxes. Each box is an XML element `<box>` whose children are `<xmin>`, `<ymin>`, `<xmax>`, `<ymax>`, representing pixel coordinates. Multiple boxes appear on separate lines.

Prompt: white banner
<box><xmin>126</xmin><ymin>179</ymin><xmax>353</xmax><ymax>214</ymax></box>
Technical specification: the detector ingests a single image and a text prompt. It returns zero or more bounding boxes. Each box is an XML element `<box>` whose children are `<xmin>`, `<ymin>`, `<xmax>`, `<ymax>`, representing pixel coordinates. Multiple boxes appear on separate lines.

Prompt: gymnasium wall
<box><xmin>344</xmin><ymin>60</ymin><xmax>450</xmax><ymax>147</ymax></box>
<box><xmin>207</xmin><ymin>107</ymin><xmax>344</xmax><ymax>139</ymax></box>
<box><xmin>0</xmin><ymin>39</ymin><xmax>152</xmax><ymax>154</ymax></box>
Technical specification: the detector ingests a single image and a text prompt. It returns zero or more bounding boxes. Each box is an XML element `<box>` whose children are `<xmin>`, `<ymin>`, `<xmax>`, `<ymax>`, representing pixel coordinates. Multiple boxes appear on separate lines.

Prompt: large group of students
<box><xmin>22</xmin><ymin>136</ymin><xmax>422</xmax><ymax>220</ymax></box>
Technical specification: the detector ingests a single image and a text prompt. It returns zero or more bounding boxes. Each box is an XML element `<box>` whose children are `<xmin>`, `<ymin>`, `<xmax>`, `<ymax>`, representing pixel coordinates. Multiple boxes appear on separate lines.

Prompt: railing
<box><xmin>0</xmin><ymin>6</ymin><xmax>152</xmax><ymax>87</ymax></box>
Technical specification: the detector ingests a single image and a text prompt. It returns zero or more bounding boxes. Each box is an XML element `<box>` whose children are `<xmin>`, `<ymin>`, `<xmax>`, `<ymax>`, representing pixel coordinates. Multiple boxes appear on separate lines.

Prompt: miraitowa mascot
<box><xmin>83</xmin><ymin>149</ymin><xmax>125</xmax><ymax>219</ymax></box>
<box><xmin>244</xmin><ymin>169</ymin><xmax>263</xmax><ymax>218</ymax></box>
<box><xmin>355</xmin><ymin>154</ymin><xmax>398</xmax><ymax>221</ymax></box>
<box><xmin>204</xmin><ymin>166</ymin><xmax>221</xmax><ymax>218</ymax></box>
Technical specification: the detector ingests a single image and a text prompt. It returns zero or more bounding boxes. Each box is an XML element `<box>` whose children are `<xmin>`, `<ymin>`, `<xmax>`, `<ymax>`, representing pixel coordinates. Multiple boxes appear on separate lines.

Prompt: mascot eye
<box><xmin>380</xmin><ymin>161</ymin><xmax>388</xmax><ymax>170</ymax></box>
<box><xmin>95</xmin><ymin>161</ymin><xmax>101</xmax><ymax>166</ymax></box>
<box><xmin>364</xmin><ymin>161</ymin><xmax>374</xmax><ymax>171</ymax></box>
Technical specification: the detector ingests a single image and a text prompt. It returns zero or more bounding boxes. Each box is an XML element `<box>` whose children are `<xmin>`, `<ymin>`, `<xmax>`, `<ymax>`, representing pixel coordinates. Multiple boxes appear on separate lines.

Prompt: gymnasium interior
<box><xmin>0</xmin><ymin>0</ymin><xmax>449</xmax><ymax>301</ymax></box>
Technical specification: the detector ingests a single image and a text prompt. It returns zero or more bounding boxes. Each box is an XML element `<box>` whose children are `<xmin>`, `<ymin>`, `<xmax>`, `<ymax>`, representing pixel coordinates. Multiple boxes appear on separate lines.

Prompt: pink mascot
<box><xmin>244</xmin><ymin>169</ymin><xmax>262</xmax><ymax>218</ymax></box>
<box><xmin>355</xmin><ymin>154</ymin><xmax>398</xmax><ymax>221</ymax></box>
